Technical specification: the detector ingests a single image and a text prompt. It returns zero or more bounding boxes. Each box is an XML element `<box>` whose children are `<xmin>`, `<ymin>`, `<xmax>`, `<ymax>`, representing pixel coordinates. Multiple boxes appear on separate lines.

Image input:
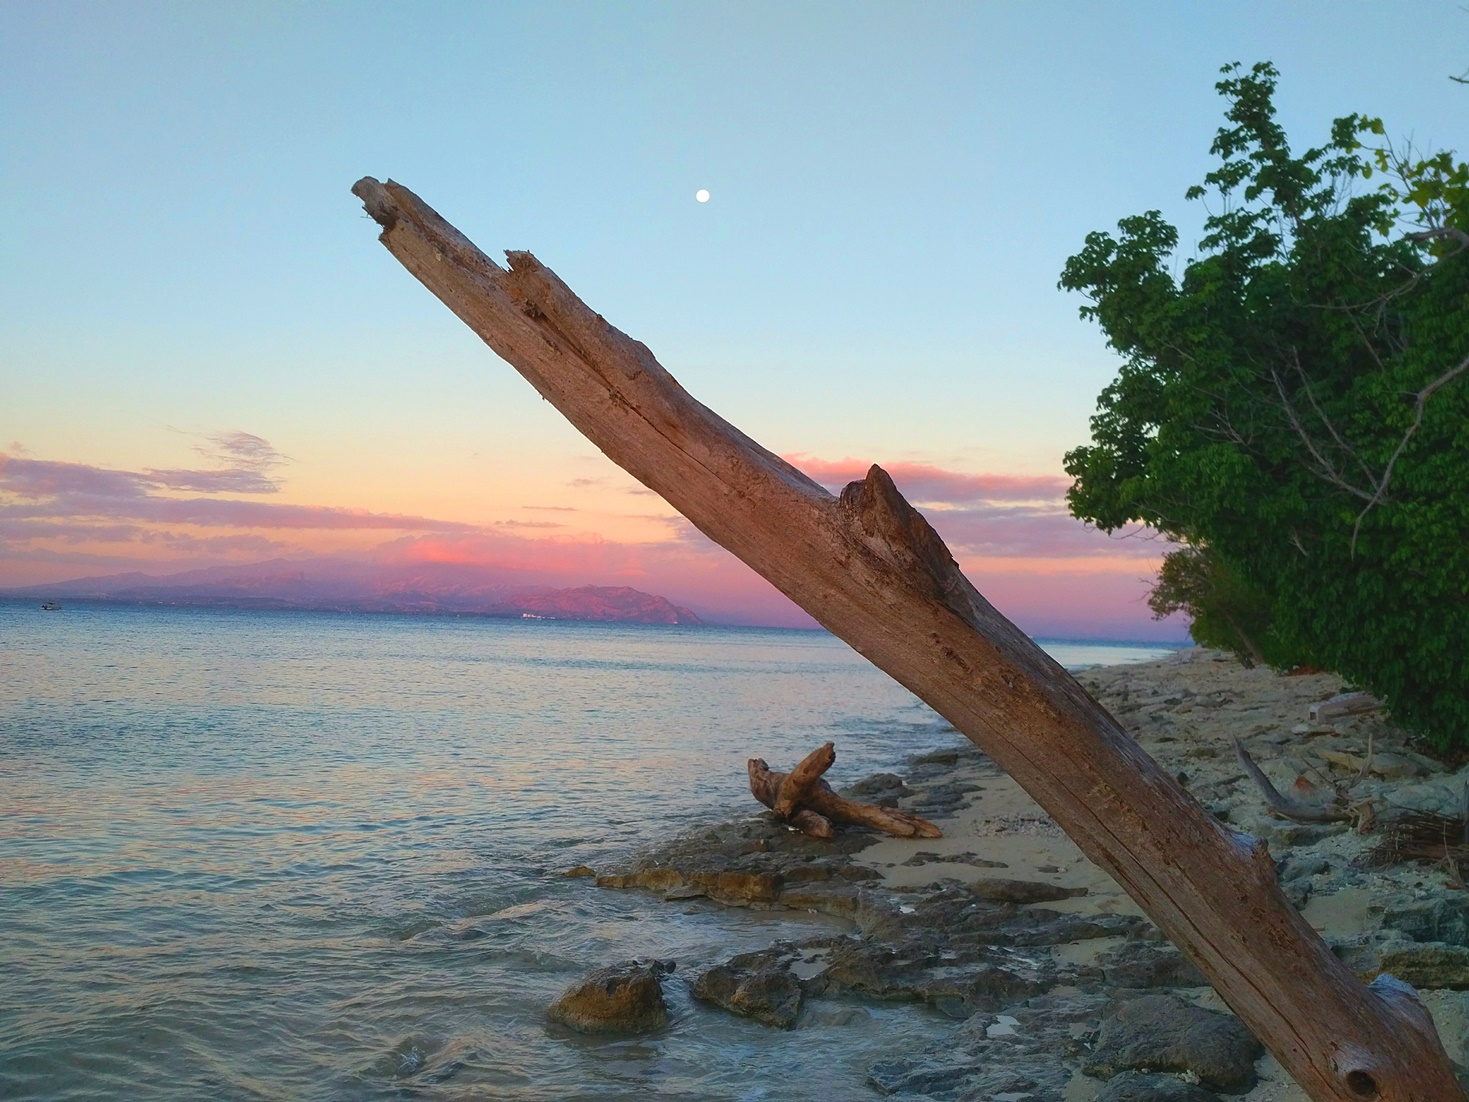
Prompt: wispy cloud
<box><xmin>2</xmin><ymin>446</ymin><xmax>283</xmax><ymax>499</ymax></box>
<box><xmin>1</xmin><ymin>443</ymin><xmax>1179</xmax><ymax>636</ymax></box>
<box><xmin>780</xmin><ymin>453</ymin><xmax>1160</xmax><ymax>561</ymax></box>
<box><xmin>0</xmin><ymin>442</ymin><xmax>471</xmax><ymax>532</ymax></box>
<box><xmin>785</xmin><ymin>454</ymin><xmax>1068</xmax><ymax>504</ymax></box>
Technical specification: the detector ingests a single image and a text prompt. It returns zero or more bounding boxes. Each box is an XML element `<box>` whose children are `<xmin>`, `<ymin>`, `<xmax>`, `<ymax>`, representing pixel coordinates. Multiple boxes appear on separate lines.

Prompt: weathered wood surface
<box><xmin>748</xmin><ymin>742</ymin><xmax>944</xmax><ymax>839</ymax></box>
<box><xmin>352</xmin><ymin>177</ymin><xmax>1464</xmax><ymax>1102</ymax></box>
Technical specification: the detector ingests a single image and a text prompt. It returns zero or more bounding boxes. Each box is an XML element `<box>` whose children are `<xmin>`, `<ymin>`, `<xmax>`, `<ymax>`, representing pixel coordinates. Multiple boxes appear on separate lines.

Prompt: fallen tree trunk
<box><xmin>748</xmin><ymin>742</ymin><xmax>943</xmax><ymax>839</ymax></box>
<box><xmin>352</xmin><ymin>177</ymin><xmax>1463</xmax><ymax>1102</ymax></box>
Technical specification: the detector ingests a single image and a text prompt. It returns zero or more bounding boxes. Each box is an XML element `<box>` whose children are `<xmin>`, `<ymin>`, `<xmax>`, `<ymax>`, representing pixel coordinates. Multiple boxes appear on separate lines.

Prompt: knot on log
<box><xmin>747</xmin><ymin>742</ymin><xmax>942</xmax><ymax>840</ymax></box>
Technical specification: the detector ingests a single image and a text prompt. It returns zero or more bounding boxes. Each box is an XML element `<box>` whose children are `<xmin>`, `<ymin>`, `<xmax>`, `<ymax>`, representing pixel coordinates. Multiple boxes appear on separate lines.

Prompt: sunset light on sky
<box><xmin>3</xmin><ymin>2</ymin><xmax>1464</xmax><ymax>637</ymax></box>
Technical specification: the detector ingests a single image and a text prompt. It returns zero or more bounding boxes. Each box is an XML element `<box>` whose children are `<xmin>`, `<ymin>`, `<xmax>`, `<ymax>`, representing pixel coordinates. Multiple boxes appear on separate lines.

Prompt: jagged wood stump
<box><xmin>748</xmin><ymin>742</ymin><xmax>942</xmax><ymax>839</ymax></box>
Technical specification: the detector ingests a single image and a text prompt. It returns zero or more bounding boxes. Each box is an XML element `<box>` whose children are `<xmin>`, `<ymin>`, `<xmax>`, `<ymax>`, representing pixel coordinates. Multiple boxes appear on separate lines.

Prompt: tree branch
<box><xmin>1352</xmin><ymin>351</ymin><xmax>1469</xmax><ymax>552</ymax></box>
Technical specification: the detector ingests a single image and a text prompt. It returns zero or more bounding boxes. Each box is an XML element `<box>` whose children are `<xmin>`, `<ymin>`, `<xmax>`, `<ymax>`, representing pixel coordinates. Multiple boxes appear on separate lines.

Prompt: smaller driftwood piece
<box><xmin>748</xmin><ymin>742</ymin><xmax>942</xmax><ymax>840</ymax></box>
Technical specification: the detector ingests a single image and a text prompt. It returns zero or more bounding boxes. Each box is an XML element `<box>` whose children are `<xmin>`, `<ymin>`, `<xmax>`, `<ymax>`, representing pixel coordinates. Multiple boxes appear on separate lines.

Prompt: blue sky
<box><xmin>2</xmin><ymin>1</ymin><xmax>1465</xmax><ymax>632</ymax></box>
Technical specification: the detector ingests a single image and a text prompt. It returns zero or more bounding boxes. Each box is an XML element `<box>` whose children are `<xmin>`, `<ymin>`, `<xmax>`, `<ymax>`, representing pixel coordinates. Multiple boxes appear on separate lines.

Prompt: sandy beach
<box><xmin>590</xmin><ymin>647</ymin><xmax>1469</xmax><ymax>1100</ymax></box>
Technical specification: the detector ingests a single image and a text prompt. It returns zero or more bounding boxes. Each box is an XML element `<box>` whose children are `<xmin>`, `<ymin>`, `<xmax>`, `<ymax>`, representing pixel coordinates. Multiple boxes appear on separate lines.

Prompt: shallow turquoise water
<box><xmin>0</xmin><ymin>602</ymin><xmax>1175</xmax><ymax>1100</ymax></box>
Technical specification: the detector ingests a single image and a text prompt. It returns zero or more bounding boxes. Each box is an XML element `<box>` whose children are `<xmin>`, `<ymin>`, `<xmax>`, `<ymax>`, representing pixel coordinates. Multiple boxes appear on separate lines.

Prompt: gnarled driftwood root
<box><xmin>748</xmin><ymin>742</ymin><xmax>942</xmax><ymax>839</ymax></box>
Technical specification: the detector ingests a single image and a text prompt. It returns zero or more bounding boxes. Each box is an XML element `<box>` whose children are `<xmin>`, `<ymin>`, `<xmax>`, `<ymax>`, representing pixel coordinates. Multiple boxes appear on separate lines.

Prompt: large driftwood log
<box><xmin>352</xmin><ymin>177</ymin><xmax>1463</xmax><ymax>1102</ymax></box>
<box><xmin>748</xmin><ymin>742</ymin><xmax>943</xmax><ymax>839</ymax></box>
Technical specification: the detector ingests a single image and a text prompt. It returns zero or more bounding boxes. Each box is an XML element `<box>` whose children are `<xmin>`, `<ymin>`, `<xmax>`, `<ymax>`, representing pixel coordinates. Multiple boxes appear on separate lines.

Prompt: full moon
<box><xmin>695</xmin><ymin>188</ymin><xmax>710</xmax><ymax>203</ymax></box>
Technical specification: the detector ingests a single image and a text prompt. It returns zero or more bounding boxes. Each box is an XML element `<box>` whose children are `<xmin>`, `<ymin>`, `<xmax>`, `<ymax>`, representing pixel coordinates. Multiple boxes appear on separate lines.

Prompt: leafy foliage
<box><xmin>1061</xmin><ymin>62</ymin><xmax>1469</xmax><ymax>747</ymax></box>
<box><xmin>1146</xmin><ymin>545</ymin><xmax>1286</xmax><ymax>670</ymax></box>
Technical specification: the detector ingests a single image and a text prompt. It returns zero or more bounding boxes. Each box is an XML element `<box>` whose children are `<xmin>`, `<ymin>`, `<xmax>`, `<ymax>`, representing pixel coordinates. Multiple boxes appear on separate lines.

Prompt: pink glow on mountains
<box><xmin>0</xmin><ymin>443</ymin><xmax>1184</xmax><ymax>639</ymax></box>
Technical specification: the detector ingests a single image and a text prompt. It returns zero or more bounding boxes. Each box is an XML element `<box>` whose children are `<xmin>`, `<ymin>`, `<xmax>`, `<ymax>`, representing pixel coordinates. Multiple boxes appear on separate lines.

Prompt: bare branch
<box><xmin>1406</xmin><ymin>225</ymin><xmax>1469</xmax><ymax>249</ymax></box>
<box><xmin>1287</xmin><ymin>347</ymin><xmax>1377</xmax><ymax>487</ymax></box>
<box><xmin>1351</xmin><ymin>351</ymin><xmax>1469</xmax><ymax>552</ymax></box>
<box><xmin>1268</xmin><ymin>363</ymin><xmax>1375</xmax><ymax>502</ymax></box>
<box><xmin>1233</xmin><ymin>738</ymin><xmax>1352</xmax><ymax>823</ymax></box>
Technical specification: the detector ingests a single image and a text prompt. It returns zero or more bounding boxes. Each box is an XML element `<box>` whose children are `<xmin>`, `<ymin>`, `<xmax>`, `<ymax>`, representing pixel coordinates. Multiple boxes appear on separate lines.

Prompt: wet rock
<box><xmin>1096</xmin><ymin>941</ymin><xmax>1208</xmax><ymax>989</ymax></box>
<box><xmin>593</xmin><ymin>810</ymin><xmax>878</xmax><ymax>914</ymax></box>
<box><xmin>1096</xmin><ymin>1071</ymin><xmax>1220</xmax><ymax>1101</ymax></box>
<box><xmin>597</xmin><ymin>867</ymin><xmax>784</xmax><ymax>906</ymax></box>
<box><xmin>1083</xmin><ymin>993</ymin><xmax>1263</xmax><ymax>1093</ymax></box>
<box><xmin>967</xmin><ymin>877</ymin><xmax>1088</xmax><ymax>905</ymax></box>
<box><xmin>908</xmin><ymin>747</ymin><xmax>961</xmax><ymax>768</ymax></box>
<box><xmin>693</xmin><ymin>949</ymin><xmax>803</xmax><ymax>1028</ymax></box>
<box><xmin>842</xmin><ymin>772</ymin><xmax>912</xmax><ymax>806</ymax></box>
<box><xmin>776</xmin><ymin>880</ymin><xmax>864</xmax><ymax>919</ymax></box>
<box><xmin>546</xmin><ymin>959</ymin><xmax>674</xmax><ymax>1034</ymax></box>
<box><xmin>813</xmin><ymin>937</ymin><xmax>1053</xmax><ymax>1017</ymax></box>
<box><xmin>900</xmin><ymin>850</ymin><xmax>1009</xmax><ymax>869</ymax></box>
<box><xmin>867</xmin><ymin>992</ymin><xmax>1107</xmax><ymax>1100</ymax></box>
<box><xmin>853</xmin><ymin>879</ymin><xmax>1139</xmax><ymax>952</ymax></box>
<box><xmin>903</xmin><ymin>780</ymin><xmax>985</xmax><ymax>816</ymax></box>
<box><xmin>859</xmin><ymin>879</ymin><xmax>1146</xmax><ymax>953</ymax></box>
<box><xmin>563</xmin><ymin>865</ymin><xmax>595</xmax><ymax>878</ymax></box>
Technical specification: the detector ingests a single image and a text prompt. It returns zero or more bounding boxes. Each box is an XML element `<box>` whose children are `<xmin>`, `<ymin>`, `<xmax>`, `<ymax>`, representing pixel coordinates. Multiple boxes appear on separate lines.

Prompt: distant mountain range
<box><xmin>1</xmin><ymin>559</ymin><xmax>702</xmax><ymax>625</ymax></box>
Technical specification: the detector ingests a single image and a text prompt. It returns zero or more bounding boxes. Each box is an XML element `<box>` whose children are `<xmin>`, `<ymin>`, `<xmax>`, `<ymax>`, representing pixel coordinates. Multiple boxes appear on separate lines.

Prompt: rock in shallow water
<box><xmin>1083</xmin><ymin>993</ymin><xmax>1263</xmax><ymax>1093</ymax></box>
<box><xmin>692</xmin><ymin>949</ymin><xmax>803</xmax><ymax>1028</ymax></box>
<box><xmin>546</xmin><ymin>959</ymin><xmax>674</xmax><ymax>1034</ymax></box>
<box><xmin>867</xmin><ymin>991</ymin><xmax>1108</xmax><ymax>1099</ymax></box>
<box><xmin>1096</xmin><ymin>1071</ymin><xmax>1221</xmax><ymax>1101</ymax></box>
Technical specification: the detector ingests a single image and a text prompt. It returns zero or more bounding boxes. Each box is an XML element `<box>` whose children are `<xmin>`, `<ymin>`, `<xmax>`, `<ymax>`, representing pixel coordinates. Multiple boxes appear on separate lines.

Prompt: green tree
<box><xmin>1146</xmin><ymin>545</ymin><xmax>1286</xmax><ymax>670</ymax></box>
<box><xmin>1060</xmin><ymin>62</ymin><xmax>1469</xmax><ymax>747</ymax></box>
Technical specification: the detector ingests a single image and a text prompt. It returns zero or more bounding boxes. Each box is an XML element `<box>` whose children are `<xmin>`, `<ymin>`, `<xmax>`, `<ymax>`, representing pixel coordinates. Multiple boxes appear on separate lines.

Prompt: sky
<box><xmin>2</xmin><ymin>2</ymin><xmax>1465</xmax><ymax>637</ymax></box>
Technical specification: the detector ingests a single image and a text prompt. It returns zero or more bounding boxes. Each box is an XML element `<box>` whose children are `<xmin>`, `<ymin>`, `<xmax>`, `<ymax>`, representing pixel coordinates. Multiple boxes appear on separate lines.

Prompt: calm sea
<box><xmin>0</xmin><ymin>602</ymin><xmax>1176</xmax><ymax>1101</ymax></box>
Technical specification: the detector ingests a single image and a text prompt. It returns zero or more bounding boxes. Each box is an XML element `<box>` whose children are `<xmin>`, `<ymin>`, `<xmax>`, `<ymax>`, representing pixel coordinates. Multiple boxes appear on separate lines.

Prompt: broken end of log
<box><xmin>352</xmin><ymin>176</ymin><xmax>397</xmax><ymax>231</ymax></box>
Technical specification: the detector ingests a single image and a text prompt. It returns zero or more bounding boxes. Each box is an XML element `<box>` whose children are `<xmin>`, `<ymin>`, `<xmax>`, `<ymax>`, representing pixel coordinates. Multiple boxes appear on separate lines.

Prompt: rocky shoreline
<box><xmin>561</xmin><ymin>648</ymin><xmax>1469</xmax><ymax>1101</ymax></box>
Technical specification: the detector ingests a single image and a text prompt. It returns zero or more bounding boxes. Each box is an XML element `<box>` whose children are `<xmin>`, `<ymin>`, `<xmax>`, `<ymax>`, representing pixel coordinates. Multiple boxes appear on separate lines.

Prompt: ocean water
<box><xmin>0</xmin><ymin>602</ymin><xmax>1177</xmax><ymax>1101</ymax></box>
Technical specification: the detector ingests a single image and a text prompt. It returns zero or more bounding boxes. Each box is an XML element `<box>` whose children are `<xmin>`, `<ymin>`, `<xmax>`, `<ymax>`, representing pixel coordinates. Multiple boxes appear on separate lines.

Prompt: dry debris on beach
<box><xmin>568</xmin><ymin>648</ymin><xmax>1469</xmax><ymax>1101</ymax></box>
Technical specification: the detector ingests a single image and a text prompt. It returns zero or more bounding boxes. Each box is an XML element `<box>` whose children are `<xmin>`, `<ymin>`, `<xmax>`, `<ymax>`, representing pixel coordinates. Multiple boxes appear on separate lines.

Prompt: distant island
<box><xmin>1</xmin><ymin>559</ymin><xmax>702</xmax><ymax>625</ymax></box>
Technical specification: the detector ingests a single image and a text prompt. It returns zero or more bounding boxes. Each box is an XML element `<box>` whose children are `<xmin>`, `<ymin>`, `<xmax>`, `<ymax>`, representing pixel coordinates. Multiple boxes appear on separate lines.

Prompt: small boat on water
<box><xmin>40</xmin><ymin>601</ymin><xmax>61</xmax><ymax>611</ymax></box>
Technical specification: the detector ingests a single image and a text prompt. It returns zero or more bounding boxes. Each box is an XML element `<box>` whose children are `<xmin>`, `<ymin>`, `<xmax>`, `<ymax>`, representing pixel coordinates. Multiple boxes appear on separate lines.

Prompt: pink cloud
<box><xmin>0</xmin><ymin>457</ymin><xmax>154</xmax><ymax>498</ymax></box>
<box><xmin>0</xmin><ymin>450</ymin><xmax>475</xmax><ymax>533</ymax></box>
<box><xmin>1</xmin><ymin>445</ymin><xmax>1182</xmax><ymax>639</ymax></box>
<box><xmin>922</xmin><ymin>505</ymin><xmax>1164</xmax><ymax>560</ymax></box>
<box><xmin>0</xmin><ymin>441</ymin><xmax>282</xmax><ymax>499</ymax></box>
<box><xmin>776</xmin><ymin>454</ymin><xmax>1161</xmax><ymax>561</ymax></box>
<box><xmin>784</xmin><ymin>454</ymin><xmax>1069</xmax><ymax>504</ymax></box>
<box><xmin>0</xmin><ymin>519</ymin><xmax>144</xmax><ymax>544</ymax></box>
